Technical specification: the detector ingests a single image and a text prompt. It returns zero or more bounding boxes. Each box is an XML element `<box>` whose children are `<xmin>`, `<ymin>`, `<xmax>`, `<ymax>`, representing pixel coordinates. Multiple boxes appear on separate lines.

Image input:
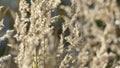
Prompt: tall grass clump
<box><xmin>0</xmin><ymin>0</ymin><xmax>120</xmax><ymax>68</ymax></box>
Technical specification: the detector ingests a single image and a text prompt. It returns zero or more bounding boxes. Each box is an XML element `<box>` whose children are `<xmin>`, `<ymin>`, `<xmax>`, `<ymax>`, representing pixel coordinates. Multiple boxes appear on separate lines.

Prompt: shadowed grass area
<box><xmin>95</xmin><ymin>19</ymin><xmax>106</xmax><ymax>31</ymax></box>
